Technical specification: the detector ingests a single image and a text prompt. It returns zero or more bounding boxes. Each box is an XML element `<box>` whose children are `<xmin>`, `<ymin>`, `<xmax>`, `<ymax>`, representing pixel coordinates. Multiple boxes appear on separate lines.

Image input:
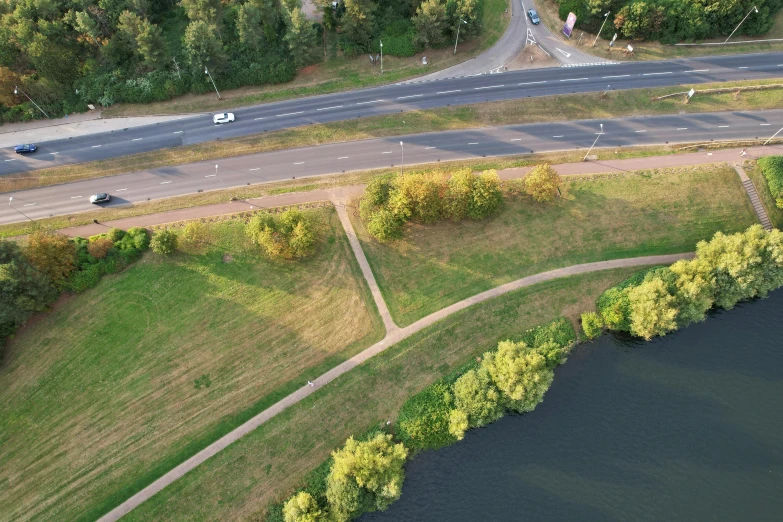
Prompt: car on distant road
<box><xmin>213</xmin><ymin>112</ymin><xmax>235</xmax><ymax>124</ymax></box>
<box><xmin>14</xmin><ymin>144</ymin><xmax>37</xmax><ymax>154</ymax></box>
<box><xmin>527</xmin><ymin>9</ymin><xmax>540</xmax><ymax>24</ymax></box>
<box><xmin>89</xmin><ymin>193</ymin><xmax>111</xmax><ymax>204</ymax></box>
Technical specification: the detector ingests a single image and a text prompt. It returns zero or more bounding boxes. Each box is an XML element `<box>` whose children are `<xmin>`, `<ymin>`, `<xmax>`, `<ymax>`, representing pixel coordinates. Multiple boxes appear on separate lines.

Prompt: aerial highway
<box><xmin>2</xmin><ymin>52</ymin><xmax>783</xmax><ymax>175</ymax></box>
<box><xmin>3</xmin><ymin>109</ymin><xmax>782</xmax><ymax>226</ymax></box>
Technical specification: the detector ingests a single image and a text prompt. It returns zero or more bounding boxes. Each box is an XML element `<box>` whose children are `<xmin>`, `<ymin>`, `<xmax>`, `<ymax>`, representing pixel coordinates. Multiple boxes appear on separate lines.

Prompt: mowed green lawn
<box><xmin>124</xmin><ymin>267</ymin><xmax>642</xmax><ymax>521</ymax></box>
<box><xmin>0</xmin><ymin>208</ymin><xmax>384</xmax><ymax>522</ymax></box>
<box><xmin>352</xmin><ymin>165</ymin><xmax>759</xmax><ymax>326</ymax></box>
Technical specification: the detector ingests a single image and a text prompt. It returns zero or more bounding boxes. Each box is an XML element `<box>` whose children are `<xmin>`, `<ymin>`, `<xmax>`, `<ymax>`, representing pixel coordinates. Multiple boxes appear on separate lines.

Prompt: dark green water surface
<box><xmin>363</xmin><ymin>290</ymin><xmax>783</xmax><ymax>521</ymax></box>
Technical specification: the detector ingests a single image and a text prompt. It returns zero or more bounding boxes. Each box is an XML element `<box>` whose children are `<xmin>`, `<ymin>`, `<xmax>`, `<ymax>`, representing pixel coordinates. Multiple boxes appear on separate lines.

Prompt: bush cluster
<box><xmin>595</xmin><ymin>225</ymin><xmax>783</xmax><ymax>340</ymax></box>
<box><xmin>67</xmin><ymin>227</ymin><xmax>150</xmax><ymax>293</ymax></box>
<box><xmin>758</xmin><ymin>156</ymin><xmax>783</xmax><ymax>210</ymax></box>
<box><xmin>359</xmin><ymin>170</ymin><xmax>503</xmax><ymax>242</ymax></box>
<box><xmin>557</xmin><ymin>0</ymin><xmax>781</xmax><ymax>43</ymax></box>
<box><xmin>245</xmin><ymin>209</ymin><xmax>317</xmax><ymax>260</ymax></box>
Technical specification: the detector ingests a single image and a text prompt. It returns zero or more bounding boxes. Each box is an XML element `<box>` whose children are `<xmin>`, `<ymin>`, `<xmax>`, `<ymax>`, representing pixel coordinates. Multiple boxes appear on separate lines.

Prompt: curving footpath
<box><xmin>97</xmin><ymin>232</ymin><xmax>694</xmax><ymax>520</ymax></box>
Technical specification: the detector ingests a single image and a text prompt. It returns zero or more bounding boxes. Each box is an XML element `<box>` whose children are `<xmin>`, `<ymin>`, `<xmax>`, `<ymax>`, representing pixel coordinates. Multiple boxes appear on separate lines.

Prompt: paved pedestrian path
<box><xmin>96</xmin><ymin>252</ymin><xmax>691</xmax><ymax>522</ymax></box>
<box><xmin>734</xmin><ymin>164</ymin><xmax>774</xmax><ymax>230</ymax></box>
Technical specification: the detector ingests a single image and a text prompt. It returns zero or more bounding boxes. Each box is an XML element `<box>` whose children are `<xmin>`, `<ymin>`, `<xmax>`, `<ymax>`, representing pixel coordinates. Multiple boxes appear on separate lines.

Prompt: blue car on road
<box><xmin>14</xmin><ymin>144</ymin><xmax>37</xmax><ymax>154</ymax></box>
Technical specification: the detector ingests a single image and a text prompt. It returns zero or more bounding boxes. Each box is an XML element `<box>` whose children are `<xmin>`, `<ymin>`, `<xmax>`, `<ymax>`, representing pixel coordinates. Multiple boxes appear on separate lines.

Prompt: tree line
<box><xmin>556</xmin><ymin>0</ymin><xmax>781</xmax><ymax>43</ymax></box>
<box><xmin>1</xmin><ymin>0</ymin><xmax>484</xmax><ymax>123</ymax></box>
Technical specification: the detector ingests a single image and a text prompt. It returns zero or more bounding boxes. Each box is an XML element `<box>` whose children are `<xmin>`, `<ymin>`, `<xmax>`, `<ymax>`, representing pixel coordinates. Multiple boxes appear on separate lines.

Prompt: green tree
<box><xmin>326</xmin><ymin>433</ymin><xmax>408</xmax><ymax>521</ymax></box>
<box><xmin>0</xmin><ymin>241</ymin><xmax>57</xmax><ymax>340</ymax></box>
<box><xmin>588</xmin><ymin>0</ymin><xmax>611</xmax><ymax>16</ymax></box>
<box><xmin>580</xmin><ymin>311</ymin><xmax>603</xmax><ymax>340</ymax></box>
<box><xmin>524</xmin><ymin>163</ymin><xmax>561</xmax><ymax>203</ymax></box>
<box><xmin>136</xmin><ymin>20</ymin><xmax>168</xmax><ymax>69</ymax></box>
<box><xmin>483</xmin><ymin>340</ymin><xmax>554</xmax><ymax>413</ymax></box>
<box><xmin>284</xmin><ymin>7</ymin><xmax>319</xmax><ymax>68</ymax></box>
<box><xmin>289</xmin><ymin>220</ymin><xmax>316</xmax><ymax>258</ymax></box>
<box><xmin>468</xmin><ymin>169</ymin><xmax>503</xmax><ymax>219</ymax></box>
<box><xmin>412</xmin><ymin>0</ymin><xmax>448</xmax><ymax>48</ymax></box>
<box><xmin>183</xmin><ymin>20</ymin><xmax>226</xmax><ymax>71</ymax></box>
<box><xmin>150</xmin><ymin>229</ymin><xmax>178</xmax><ymax>256</ymax></box>
<box><xmin>237</xmin><ymin>1</ymin><xmax>265</xmax><ymax>51</ymax></box>
<box><xmin>340</xmin><ymin>0</ymin><xmax>376</xmax><ymax>53</ymax></box>
<box><xmin>444</xmin><ymin>168</ymin><xmax>473</xmax><ymax>221</ymax></box>
<box><xmin>448</xmin><ymin>367</ymin><xmax>504</xmax><ymax>440</ymax></box>
<box><xmin>282</xmin><ymin>491</ymin><xmax>323</xmax><ymax>522</ymax></box>
<box><xmin>181</xmin><ymin>221</ymin><xmax>211</xmax><ymax>252</ymax></box>
<box><xmin>627</xmin><ymin>276</ymin><xmax>678</xmax><ymax>340</ymax></box>
<box><xmin>669</xmin><ymin>258</ymin><xmax>715</xmax><ymax>326</ymax></box>
<box><xmin>179</xmin><ymin>0</ymin><xmax>221</xmax><ymax>23</ymax></box>
<box><xmin>24</xmin><ymin>230</ymin><xmax>77</xmax><ymax>286</ymax></box>
<box><xmin>366</xmin><ymin>208</ymin><xmax>405</xmax><ymax>243</ymax></box>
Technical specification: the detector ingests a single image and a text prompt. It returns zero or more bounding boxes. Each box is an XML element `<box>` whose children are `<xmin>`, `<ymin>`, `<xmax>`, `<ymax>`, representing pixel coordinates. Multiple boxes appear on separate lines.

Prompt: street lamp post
<box><xmin>593</xmin><ymin>12</ymin><xmax>610</xmax><ymax>47</ymax></box>
<box><xmin>726</xmin><ymin>5</ymin><xmax>758</xmax><ymax>43</ymax></box>
<box><xmin>454</xmin><ymin>19</ymin><xmax>467</xmax><ymax>54</ymax></box>
<box><xmin>204</xmin><ymin>67</ymin><xmax>221</xmax><ymax>100</ymax></box>
<box><xmin>583</xmin><ymin>123</ymin><xmax>604</xmax><ymax>161</ymax></box>
<box><xmin>14</xmin><ymin>86</ymin><xmax>49</xmax><ymax>119</ymax></box>
<box><xmin>380</xmin><ymin>40</ymin><xmax>383</xmax><ymax>73</ymax></box>
<box><xmin>763</xmin><ymin>126</ymin><xmax>783</xmax><ymax>145</ymax></box>
<box><xmin>399</xmin><ymin>141</ymin><xmax>404</xmax><ymax>175</ymax></box>
<box><xmin>8</xmin><ymin>197</ymin><xmax>35</xmax><ymax>223</ymax></box>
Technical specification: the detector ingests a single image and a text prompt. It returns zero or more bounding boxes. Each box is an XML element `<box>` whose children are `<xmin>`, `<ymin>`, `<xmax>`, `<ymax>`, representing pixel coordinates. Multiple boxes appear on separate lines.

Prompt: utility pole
<box><xmin>13</xmin><ymin>86</ymin><xmax>49</xmax><ymax>119</ymax></box>
<box><xmin>583</xmin><ymin>123</ymin><xmax>604</xmax><ymax>161</ymax></box>
<box><xmin>593</xmin><ymin>12</ymin><xmax>610</xmax><ymax>47</ymax></box>
<box><xmin>380</xmin><ymin>40</ymin><xmax>383</xmax><ymax>73</ymax></box>
<box><xmin>763</xmin><ymin>126</ymin><xmax>783</xmax><ymax>145</ymax></box>
<box><xmin>399</xmin><ymin>141</ymin><xmax>404</xmax><ymax>175</ymax></box>
<box><xmin>454</xmin><ymin>19</ymin><xmax>467</xmax><ymax>54</ymax></box>
<box><xmin>8</xmin><ymin>197</ymin><xmax>35</xmax><ymax>223</ymax></box>
<box><xmin>204</xmin><ymin>66</ymin><xmax>221</xmax><ymax>100</ymax></box>
<box><xmin>725</xmin><ymin>5</ymin><xmax>759</xmax><ymax>43</ymax></box>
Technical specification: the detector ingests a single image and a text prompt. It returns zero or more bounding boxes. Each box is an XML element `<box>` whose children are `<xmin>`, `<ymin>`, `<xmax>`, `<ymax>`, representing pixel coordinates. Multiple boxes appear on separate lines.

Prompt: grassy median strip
<box><xmin>119</xmin><ymin>268</ymin><xmax>642</xmax><ymax>522</ymax></box>
<box><xmin>6</xmin><ymin>78</ymin><xmax>783</xmax><ymax>196</ymax></box>
<box><xmin>351</xmin><ymin>164</ymin><xmax>758</xmax><ymax>326</ymax></box>
<box><xmin>0</xmin><ymin>209</ymin><xmax>385</xmax><ymax>522</ymax></box>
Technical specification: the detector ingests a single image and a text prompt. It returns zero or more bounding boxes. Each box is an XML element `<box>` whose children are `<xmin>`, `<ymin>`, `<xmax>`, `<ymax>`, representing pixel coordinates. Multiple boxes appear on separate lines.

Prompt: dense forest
<box><xmin>0</xmin><ymin>0</ymin><xmax>482</xmax><ymax>122</ymax></box>
<box><xmin>556</xmin><ymin>0</ymin><xmax>781</xmax><ymax>42</ymax></box>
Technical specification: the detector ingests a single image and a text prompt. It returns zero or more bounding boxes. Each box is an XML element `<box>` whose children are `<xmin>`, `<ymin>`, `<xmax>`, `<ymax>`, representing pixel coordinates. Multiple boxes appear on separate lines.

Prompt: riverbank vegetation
<box><xmin>587</xmin><ymin>224</ymin><xmax>783</xmax><ymax>340</ymax></box>
<box><xmin>351</xmin><ymin>164</ymin><xmax>758</xmax><ymax>326</ymax></box>
<box><xmin>758</xmin><ymin>156</ymin><xmax>783</xmax><ymax>210</ymax></box>
<box><xmin>0</xmin><ymin>208</ymin><xmax>384</xmax><ymax>521</ymax></box>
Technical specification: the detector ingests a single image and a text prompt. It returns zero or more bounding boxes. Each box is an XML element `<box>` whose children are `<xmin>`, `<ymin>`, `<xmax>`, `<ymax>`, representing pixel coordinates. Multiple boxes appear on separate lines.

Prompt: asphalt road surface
<box><xmin>4</xmin><ymin>109</ymin><xmax>782</xmax><ymax>226</ymax></box>
<box><xmin>2</xmin><ymin>53</ymin><xmax>782</xmax><ymax>175</ymax></box>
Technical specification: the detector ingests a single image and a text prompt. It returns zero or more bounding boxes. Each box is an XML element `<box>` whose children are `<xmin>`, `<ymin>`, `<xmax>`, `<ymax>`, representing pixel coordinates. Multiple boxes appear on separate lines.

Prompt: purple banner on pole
<box><xmin>563</xmin><ymin>12</ymin><xmax>577</xmax><ymax>37</ymax></box>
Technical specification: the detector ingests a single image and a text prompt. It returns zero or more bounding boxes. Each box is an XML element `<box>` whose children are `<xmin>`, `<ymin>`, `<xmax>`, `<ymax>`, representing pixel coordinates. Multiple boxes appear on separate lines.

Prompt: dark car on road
<box><xmin>14</xmin><ymin>144</ymin><xmax>37</xmax><ymax>154</ymax></box>
<box><xmin>89</xmin><ymin>193</ymin><xmax>111</xmax><ymax>204</ymax></box>
<box><xmin>527</xmin><ymin>9</ymin><xmax>540</xmax><ymax>24</ymax></box>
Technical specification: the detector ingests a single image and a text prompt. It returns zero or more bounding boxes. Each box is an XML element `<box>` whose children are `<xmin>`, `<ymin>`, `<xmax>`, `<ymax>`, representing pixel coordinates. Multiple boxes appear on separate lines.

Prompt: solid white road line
<box><xmin>160</xmin><ymin>181</ymin><xmax>172</xmax><ymax>184</ymax></box>
<box><xmin>278</xmin><ymin>111</ymin><xmax>304</xmax><ymax>117</ymax></box>
<box><xmin>474</xmin><ymin>85</ymin><xmax>504</xmax><ymax>90</ymax></box>
<box><xmin>338</xmin><ymin>156</ymin><xmax>349</xmax><ymax>159</ymax></box>
<box><xmin>91</xmin><ymin>145</ymin><xmax>102</xmax><ymax>148</ymax></box>
<box><xmin>249</xmin><ymin>168</ymin><xmax>261</xmax><ymax>171</ymax></box>
<box><xmin>437</xmin><ymin>90</ymin><xmax>462</xmax><ymax>94</ymax></box>
<box><xmin>602</xmin><ymin>75</ymin><xmax>630</xmax><ymax>79</ymax></box>
<box><xmin>205</xmin><ymin>174</ymin><xmax>216</xmax><ymax>177</ymax></box>
<box><xmin>560</xmin><ymin>78</ymin><xmax>588</xmax><ymax>82</ymax></box>
<box><xmin>294</xmin><ymin>162</ymin><xmax>305</xmax><ymax>165</ymax></box>
<box><xmin>355</xmin><ymin>100</ymin><xmax>384</xmax><ymax>105</ymax></box>
<box><xmin>397</xmin><ymin>94</ymin><xmax>423</xmax><ymax>99</ymax></box>
<box><xmin>132</xmin><ymin>138</ymin><xmax>143</xmax><ymax>141</ymax></box>
<box><xmin>317</xmin><ymin>106</ymin><xmax>343</xmax><ymax>111</ymax></box>
<box><xmin>518</xmin><ymin>81</ymin><xmax>547</xmax><ymax>86</ymax></box>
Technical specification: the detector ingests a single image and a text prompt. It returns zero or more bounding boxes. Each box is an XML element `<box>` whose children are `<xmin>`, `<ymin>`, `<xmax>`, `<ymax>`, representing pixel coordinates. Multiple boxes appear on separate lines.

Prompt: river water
<box><xmin>363</xmin><ymin>290</ymin><xmax>783</xmax><ymax>522</ymax></box>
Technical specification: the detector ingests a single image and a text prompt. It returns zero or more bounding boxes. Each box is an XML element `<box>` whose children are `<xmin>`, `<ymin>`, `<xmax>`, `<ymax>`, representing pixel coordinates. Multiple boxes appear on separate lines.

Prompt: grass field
<box><xmin>351</xmin><ymin>165</ymin><xmax>759</xmax><ymax>326</ymax></box>
<box><xmin>102</xmin><ymin>0</ymin><xmax>510</xmax><ymax>118</ymax></box>
<box><xmin>121</xmin><ymin>267</ymin><xmax>643</xmax><ymax>521</ymax></box>
<box><xmin>745</xmin><ymin>160</ymin><xmax>783</xmax><ymax>229</ymax></box>
<box><xmin>0</xmin><ymin>208</ymin><xmax>384</xmax><ymax>522</ymax></box>
<box><xmin>534</xmin><ymin>0</ymin><xmax>783</xmax><ymax>61</ymax></box>
<box><xmin>7</xmin><ymin>78</ymin><xmax>783</xmax><ymax>197</ymax></box>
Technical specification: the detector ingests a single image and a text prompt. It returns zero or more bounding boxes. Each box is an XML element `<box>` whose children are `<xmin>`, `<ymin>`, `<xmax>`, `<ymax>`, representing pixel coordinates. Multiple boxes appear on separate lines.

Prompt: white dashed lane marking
<box><xmin>132</xmin><ymin>138</ymin><xmax>143</xmax><ymax>141</ymax></box>
<box><xmin>278</xmin><ymin>112</ymin><xmax>304</xmax><ymax>117</ymax></box>
<box><xmin>518</xmin><ymin>81</ymin><xmax>547</xmax><ymax>85</ymax></box>
<box><xmin>250</xmin><ymin>168</ymin><xmax>261</xmax><ymax>171</ymax></box>
<box><xmin>91</xmin><ymin>145</ymin><xmax>102</xmax><ymax>148</ymax></box>
<box><xmin>317</xmin><ymin>106</ymin><xmax>343</xmax><ymax>111</ymax></box>
<box><xmin>161</xmin><ymin>181</ymin><xmax>172</xmax><ymax>184</ymax></box>
<box><xmin>559</xmin><ymin>78</ymin><xmax>588</xmax><ymax>82</ymax></box>
<box><xmin>474</xmin><ymin>85</ymin><xmax>504</xmax><ymax>90</ymax></box>
<box><xmin>437</xmin><ymin>90</ymin><xmax>461</xmax><ymax>94</ymax></box>
<box><xmin>294</xmin><ymin>162</ymin><xmax>305</xmax><ymax>165</ymax></box>
<box><xmin>338</xmin><ymin>156</ymin><xmax>349</xmax><ymax>159</ymax></box>
<box><xmin>355</xmin><ymin>100</ymin><xmax>384</xmax><ymax>105</ymax></box>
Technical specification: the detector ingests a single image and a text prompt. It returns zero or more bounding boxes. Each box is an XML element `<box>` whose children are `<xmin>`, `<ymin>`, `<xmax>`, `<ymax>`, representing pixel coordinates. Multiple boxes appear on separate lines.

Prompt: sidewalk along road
<box><xmin>1</xmin><ymin>52</ymin><xmax>782</xmax><ymax>175</ymax></box>
<box><xmin>2</xmin><ymin>109</ymin><xmax>782</xmax><ymax>226</ymax></box>
<box><xmin>57</xmin><ymin>144</ymin><xmax>774</xmax><ymax>239</ymax></box>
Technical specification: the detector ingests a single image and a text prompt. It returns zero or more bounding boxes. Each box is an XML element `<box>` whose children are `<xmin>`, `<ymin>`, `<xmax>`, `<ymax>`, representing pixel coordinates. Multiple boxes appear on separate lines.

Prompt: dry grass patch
<box><xmin>0</xmin><ymin>207</ymin><xmax>384</xmax><ymax>522</ymax></box>
<box><xmin>122</xmin><ymin>267</ymin><xmax>644</xmax><ymax>522</ymax></box>
<box><xmin>351</xmin><ymin>164</ymin><xmax>758</xmax><ymax>326</ymax></box>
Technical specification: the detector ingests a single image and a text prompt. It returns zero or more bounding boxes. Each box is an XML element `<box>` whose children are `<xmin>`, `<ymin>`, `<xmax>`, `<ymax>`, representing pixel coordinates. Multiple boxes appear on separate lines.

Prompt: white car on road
<box><xmin>213</xmin><ymin>112</ymin><xmax>235</xmax><ymax>124</ymax></box>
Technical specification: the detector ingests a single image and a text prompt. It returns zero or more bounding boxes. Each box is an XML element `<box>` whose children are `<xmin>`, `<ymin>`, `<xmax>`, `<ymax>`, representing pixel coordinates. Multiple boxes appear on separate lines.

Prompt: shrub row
<box><xmin>585</xmin><ymin>225</ymin><xmax>783</xmax><ymax>340</ymax></box>
<box><xmin>758</xmin><ymin>156</ymin><xmax>783</xmax><ymax>210</ymax></box>
<box><xmin>66</xmin><ymin>227</ymin><xmax>150</xmax><ymax>293</ymax></box>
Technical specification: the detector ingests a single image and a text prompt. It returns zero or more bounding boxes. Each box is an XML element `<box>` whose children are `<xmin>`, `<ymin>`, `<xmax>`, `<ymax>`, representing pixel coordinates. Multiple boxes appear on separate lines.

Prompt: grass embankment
<box><xmin>534</xmin><ymin>0</ymin><xmax>783</xmax><ymax>61</ymax></box>
<box><xmin>8</xmin><ymin>78</ymin><xmax>783</xmax><ymax>196</ymax></box>
<box><xmin>0</xmin><ymin>208</ymin><xmax>384</xmax><ymax>522</ymax></box>
<box><xmin>746</xmin><ymin>160</ymin><xmax>783</xmax><ymax>229</ymax></box>
<box><xmin>120</xmin><ymin>267</ymin><xmax>643</xmax><ymax>521</ymax></box>
<box><xmin>351</xmin><ymin>165</ymin><xmax>758</xmax><ymax>326</ymax></box>
<box><xmin>101</xmin><ymin>0</ymin><xmax>510</xmax><ymax>118</ymax></box>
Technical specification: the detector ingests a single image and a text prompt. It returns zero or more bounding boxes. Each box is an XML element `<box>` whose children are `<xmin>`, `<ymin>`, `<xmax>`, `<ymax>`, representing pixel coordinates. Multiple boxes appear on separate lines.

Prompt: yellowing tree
<box><xmin>448</xmin><ymin>367</ymin><xmax>504</xmax><ymax>440</ymax></box>
<box><xmin>627</xmin><ymin>276</ymin><xmax>678</xmax><ymax>340</ymax></box>
<box><xmin>524</xmin><ymin>164</ymin><xmax>561</xmax><ymax>202</ymax></box>
<box><xmin>24</xmin><ymin>231</ymin><xmax>77</xmax><ymax>286</ymax></box>
<box><xmin>483</xmin><ymin>340</ymin><xmax>553</xmax><ymax>413</ymax></box>
<box><xmin>282</xmin><ymin>491</ymin><xmax>323</xmax><ymax>522</ymax></box>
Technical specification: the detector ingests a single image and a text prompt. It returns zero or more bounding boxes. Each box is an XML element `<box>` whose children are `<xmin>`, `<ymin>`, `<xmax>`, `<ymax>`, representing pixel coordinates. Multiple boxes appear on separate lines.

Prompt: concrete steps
<box><xmin>734</xmin><ymin>165</ymin><xmax>774</xmax><ymax>231</ymax></box>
